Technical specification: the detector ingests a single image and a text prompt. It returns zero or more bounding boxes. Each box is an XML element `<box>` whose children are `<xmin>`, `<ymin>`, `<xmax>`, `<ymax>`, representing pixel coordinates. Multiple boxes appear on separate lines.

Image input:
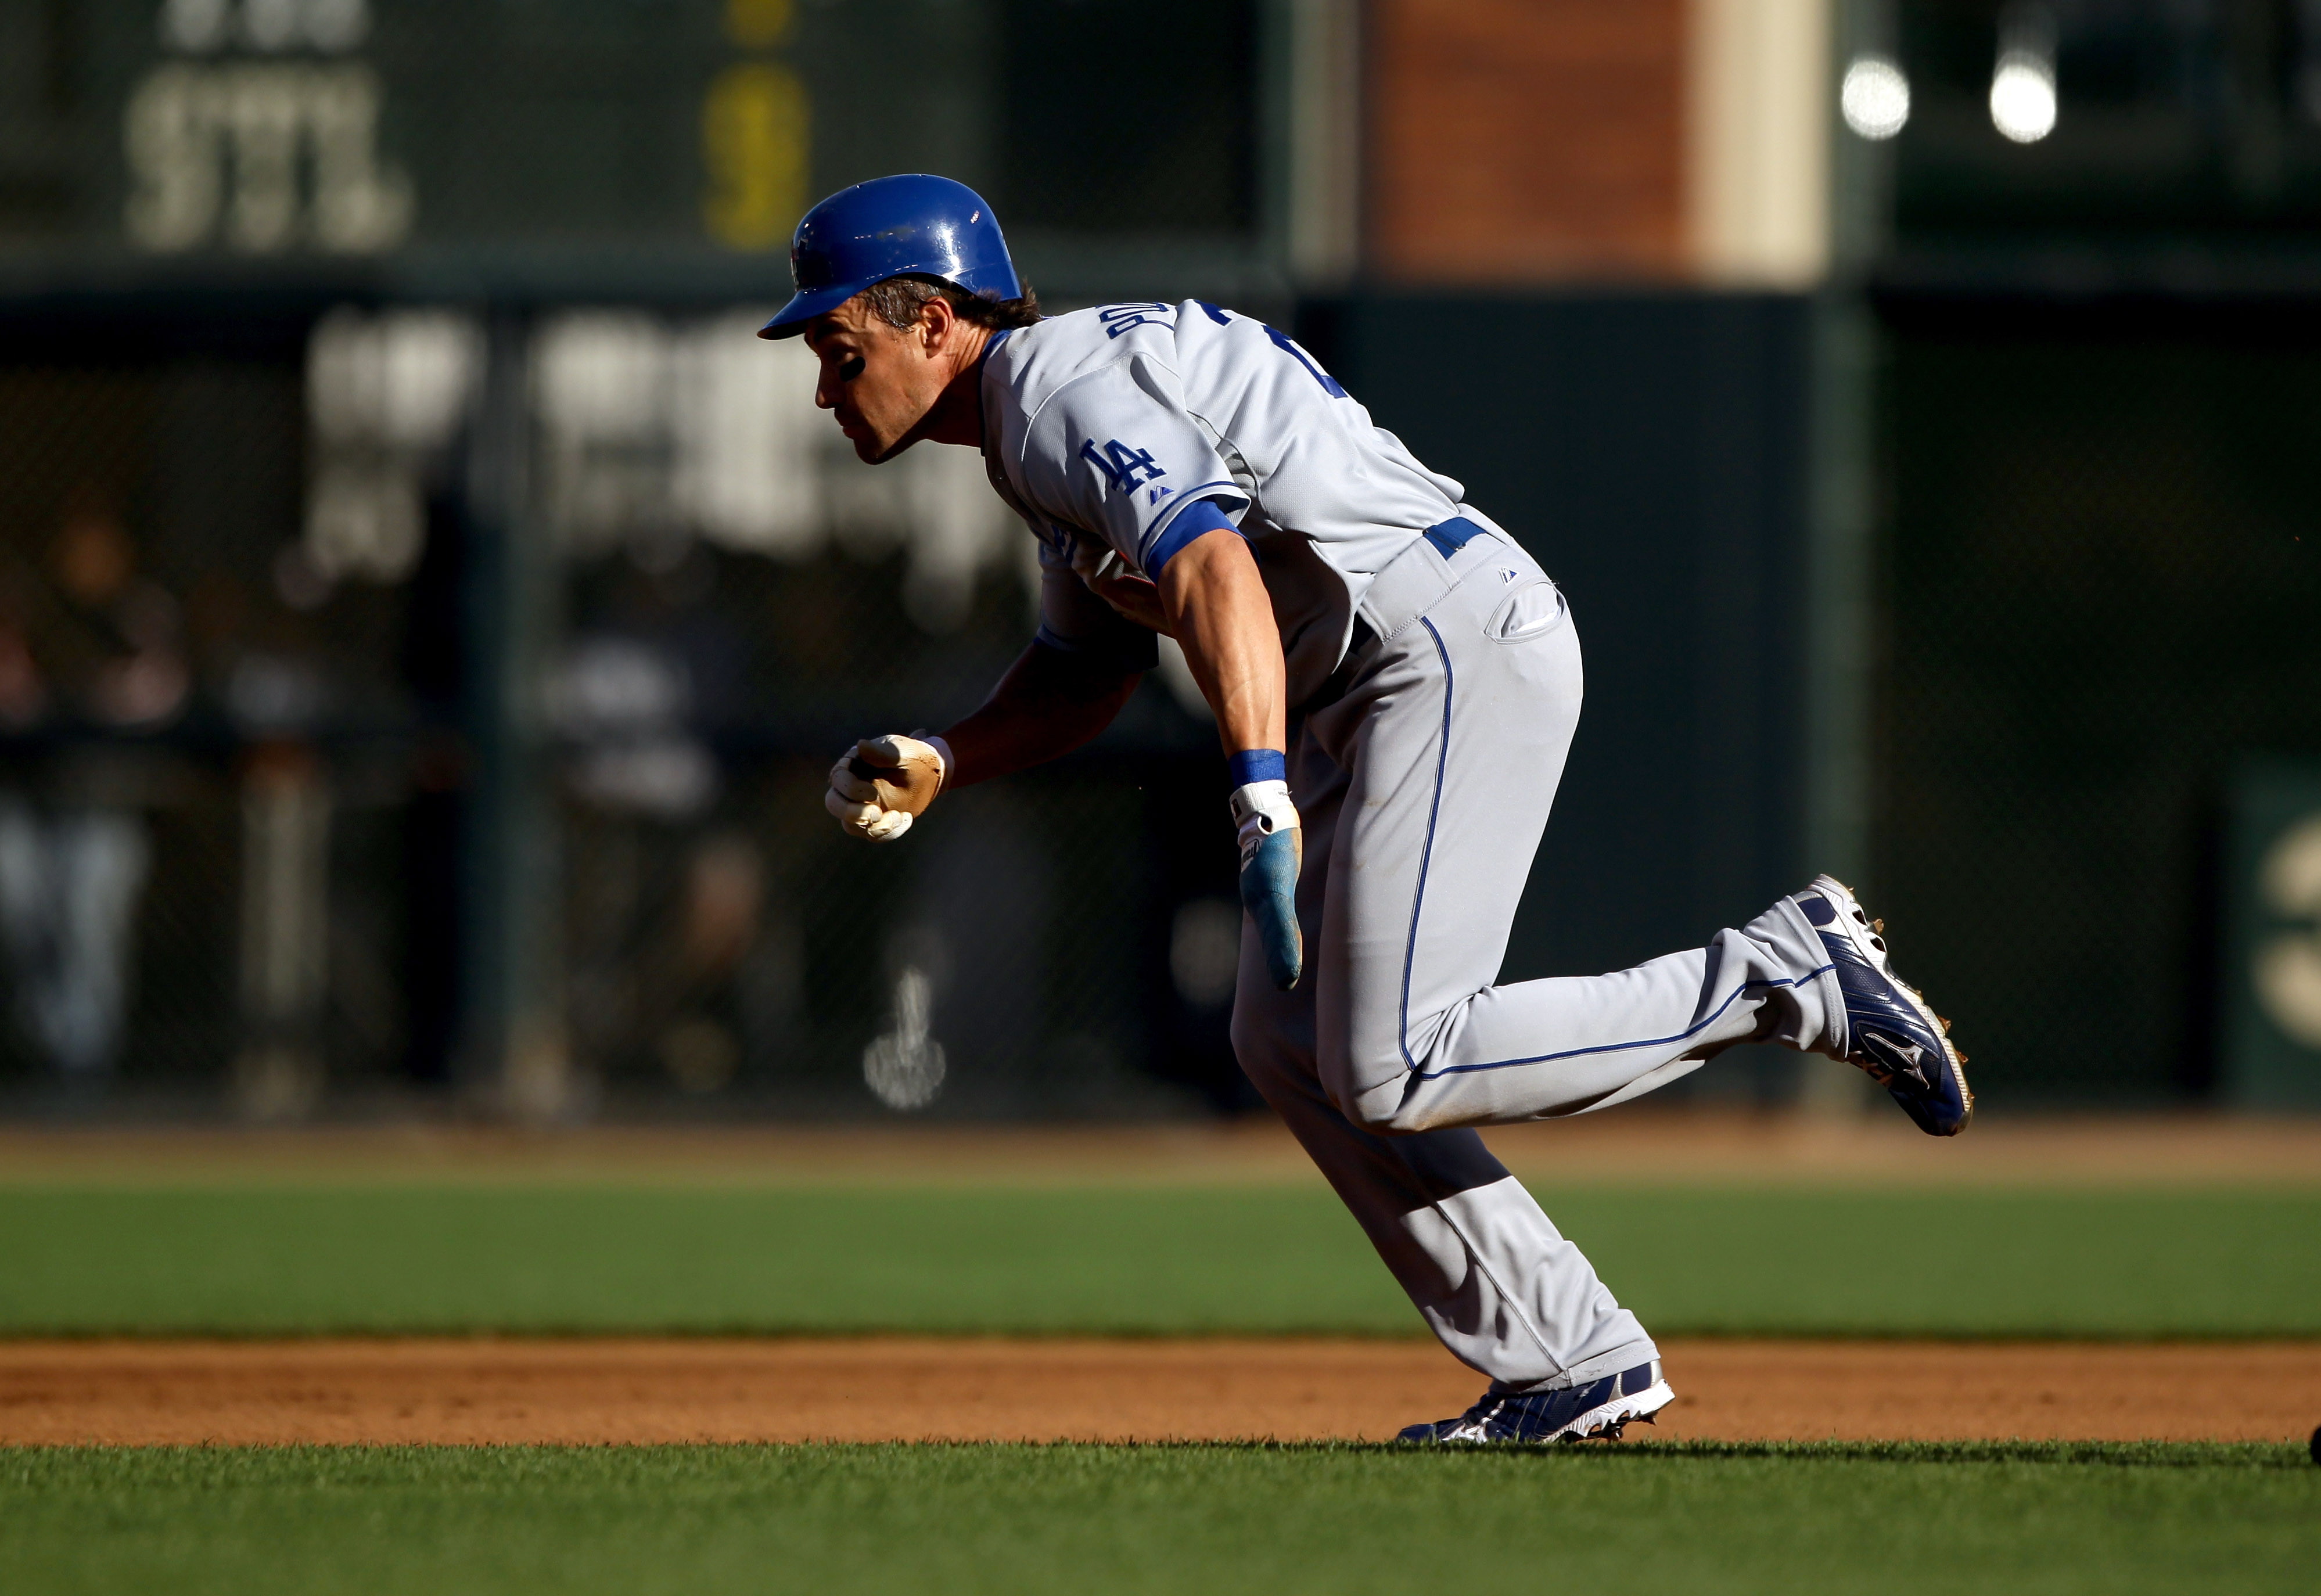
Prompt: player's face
<box><xmin>803</xmin><ymin>299</ymin><xmax>946</xmax><ymax>463</ymax></box>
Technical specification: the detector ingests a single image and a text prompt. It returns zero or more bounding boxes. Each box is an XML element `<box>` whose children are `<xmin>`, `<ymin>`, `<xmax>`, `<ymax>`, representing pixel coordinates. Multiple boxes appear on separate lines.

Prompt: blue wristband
<box><xmin>1228</xmin><ymin>749</ymin><xmax>1286</xmax><ymax>787</ymax></box>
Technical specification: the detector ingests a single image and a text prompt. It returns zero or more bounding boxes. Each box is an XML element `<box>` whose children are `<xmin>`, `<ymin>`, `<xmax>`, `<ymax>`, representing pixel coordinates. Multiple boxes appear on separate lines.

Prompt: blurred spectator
<box><xmin>0</xmin><ymin>801</ymin><xmax>149</xmax><ymax>1081</ymax></box>
<box><xmin>557</xmin><ymin>548</ymin><xmax>766</xmax><ymax>1094</ymax></box>
<box><xmin>0</xmin><ymin>493</ymin><xmax>189</xmax><ymax>1085</ymax></box>
<box><xmin>0</xmin><ymin>617</ymin><xmax>46</xmax><ymax>729</ymax></box>
<box><xmin>42</xmin><ymin>495</ymin><xmax>189</xmax><ymax>730</ymax></box>
<box><xmin>556</xmin><ymin>631</ymin><xmax>718</xmax><ymax>821</ymax></box>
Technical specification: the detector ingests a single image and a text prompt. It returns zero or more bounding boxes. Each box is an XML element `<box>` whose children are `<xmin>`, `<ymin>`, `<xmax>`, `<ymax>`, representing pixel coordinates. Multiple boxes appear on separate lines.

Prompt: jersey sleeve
<box><xmin>1016</xmin><ymin>357</ymin><xmax>1252</xmax><ymax>578</ymax></box>
<box><xmin>1030</xmin><ymin>525</ymin><xmax>1160</xmax><ymax>674</ymax></box>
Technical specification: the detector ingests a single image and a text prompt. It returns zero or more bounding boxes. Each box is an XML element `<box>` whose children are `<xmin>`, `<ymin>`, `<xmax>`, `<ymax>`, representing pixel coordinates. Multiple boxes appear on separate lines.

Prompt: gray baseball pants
<box><xmin>1231</xmin><ymin>516</ymin><xmax>1844</xmax><ymax>1392</ymax></box>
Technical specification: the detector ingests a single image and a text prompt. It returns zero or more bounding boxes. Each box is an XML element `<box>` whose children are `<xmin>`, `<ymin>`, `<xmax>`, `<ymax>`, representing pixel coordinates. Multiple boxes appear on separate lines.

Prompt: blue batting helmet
<box><xmin>757</xmin><ymin>175</ymin><xmax>1021</xmax><ymax>340</ymax></box>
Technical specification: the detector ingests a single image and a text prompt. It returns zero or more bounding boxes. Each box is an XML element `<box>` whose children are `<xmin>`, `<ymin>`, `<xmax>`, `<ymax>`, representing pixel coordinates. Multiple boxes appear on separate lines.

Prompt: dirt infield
<box><xmin>3</xmin><ymin>1112</ymin><xmax>2318</xmax><ymax>1188</ymax></box>
<box><xmin>3</xmin><ymin>1338</ymin><xmax>2313</xmax><ymax>1446</ymax></box>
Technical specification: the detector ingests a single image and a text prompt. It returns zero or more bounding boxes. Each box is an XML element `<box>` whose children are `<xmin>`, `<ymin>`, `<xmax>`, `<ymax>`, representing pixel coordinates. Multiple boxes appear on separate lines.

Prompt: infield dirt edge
<box><xmin>3</xmin><ymin>1336</ymin><xmax>2314</xmax><ymax>1447</ymax></box>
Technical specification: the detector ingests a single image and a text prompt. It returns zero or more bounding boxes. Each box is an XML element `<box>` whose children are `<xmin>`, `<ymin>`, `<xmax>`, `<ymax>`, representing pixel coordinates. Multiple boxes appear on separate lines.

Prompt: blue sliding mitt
<box><xmin>1229</xmin><ymin>765</ymin><xmax>1303</xmax><ymax>991</ymax></box>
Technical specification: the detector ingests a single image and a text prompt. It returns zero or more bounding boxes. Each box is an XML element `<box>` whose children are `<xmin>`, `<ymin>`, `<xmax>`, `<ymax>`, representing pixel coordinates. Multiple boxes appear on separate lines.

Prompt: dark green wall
<box><xmin>1870</xmin><ymin>294</ymin><xmax>2321</xmax><ymax>1105</ymax></box>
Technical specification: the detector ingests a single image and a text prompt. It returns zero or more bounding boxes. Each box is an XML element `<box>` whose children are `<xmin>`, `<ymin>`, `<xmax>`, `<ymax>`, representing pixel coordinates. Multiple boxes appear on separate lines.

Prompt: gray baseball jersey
<box><xmin>965</xmin><ymin>303</ymin><xmax>1849</xmax><ymax>1394</ymax></box>
<box><xmin>978</xmin><ymin>300</ymin><xmax>1480</xmax><ymax>703</ymax></box>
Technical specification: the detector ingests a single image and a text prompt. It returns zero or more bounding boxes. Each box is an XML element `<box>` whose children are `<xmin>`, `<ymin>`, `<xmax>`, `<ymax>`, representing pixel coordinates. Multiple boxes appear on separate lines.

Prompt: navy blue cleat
<box><xmin>1794</xmin><ymin>874</ymin><xmax>1973</xmax><ymax>1137</ymax></box>
<box><xmin>1396</xmin><ymin>1362</ymin><xmax>1673</xmax><ymax>1444</ymax></box>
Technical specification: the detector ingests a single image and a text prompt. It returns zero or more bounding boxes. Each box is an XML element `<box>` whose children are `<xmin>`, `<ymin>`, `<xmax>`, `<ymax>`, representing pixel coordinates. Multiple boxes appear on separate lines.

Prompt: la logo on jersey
<box><xmin>1080</xmin><ymin>438</ymin><xmax>1166</xmax><ymax>495</ymax></box>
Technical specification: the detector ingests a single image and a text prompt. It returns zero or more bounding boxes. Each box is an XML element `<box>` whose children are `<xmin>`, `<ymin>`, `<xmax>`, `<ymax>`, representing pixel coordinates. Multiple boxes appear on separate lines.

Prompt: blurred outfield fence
<box><xmin>1869</xmin><ymin>296</ymin><xmax>2321</xmax><ymax>1109</ymax></box>
<box><xmin>0</xmin><ymin>298</ymin><xmax>1245</xmax><ymax>1119</ymax></box>
<box><xmin>1</xmin><ymin>2</ymin><xmax>2318</xmax><ymax>1119</ymax></box>
<box><xmin>0</xmin><ymin>0</ymin><xmax>1286</xmax><ymax>1120</ymax></box>
<box><xmin>1323</xmin><ymin>291</ymin><xmax>2321</xmax><ymax>1115</ymax></box>
<box><xmin>3</xmin><ymin>289</ymin><xmax>2316</xmax><ymax>1120</ymax></box>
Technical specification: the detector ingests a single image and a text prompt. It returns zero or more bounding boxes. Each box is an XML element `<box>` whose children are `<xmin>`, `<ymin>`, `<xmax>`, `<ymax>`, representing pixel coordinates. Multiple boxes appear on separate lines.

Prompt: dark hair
<box><xmin>858</xmin><ymin>274</ymin><xmax>1043</xmax><ymax>335</ymax></box>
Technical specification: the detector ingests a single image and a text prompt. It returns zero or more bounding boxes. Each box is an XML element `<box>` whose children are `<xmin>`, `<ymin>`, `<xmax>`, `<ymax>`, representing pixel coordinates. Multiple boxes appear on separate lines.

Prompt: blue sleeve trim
<box><xmin>1228</xmin><ymin>749</ymin><xmax>1285</xmax><ymax>786</ymax></box>
<box><xmin>1141</xmin><ymin>495</ymin><xmax>1241</xmax><ymax>577</ymax></box>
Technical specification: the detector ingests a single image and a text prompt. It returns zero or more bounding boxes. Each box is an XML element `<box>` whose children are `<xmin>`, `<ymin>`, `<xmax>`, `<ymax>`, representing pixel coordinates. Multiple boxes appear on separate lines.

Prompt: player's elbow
<box><xmin>1153</xmin><ymin>520</ymin><xmax>1260</xmax><ymax>630</ymax></box>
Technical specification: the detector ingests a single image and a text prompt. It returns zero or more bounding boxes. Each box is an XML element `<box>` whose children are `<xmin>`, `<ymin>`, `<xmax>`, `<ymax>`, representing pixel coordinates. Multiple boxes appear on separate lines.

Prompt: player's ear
<box><xmin>914</xmin><ymin>291</ymin><xmax>959</xmax><ymax>355</ymax></box>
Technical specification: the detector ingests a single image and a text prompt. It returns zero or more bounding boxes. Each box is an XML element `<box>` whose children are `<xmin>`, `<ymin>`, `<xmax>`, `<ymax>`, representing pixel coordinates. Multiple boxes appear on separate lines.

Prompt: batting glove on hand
<box><xmin>1230</xmin><ymin>779</ymin><xmax>1303</xmax><ymax>990</ymax></box>
<box><xmin>826</xmin><ymin>734</ymin><xmax>948</xmax><ymax>842</ymax></box>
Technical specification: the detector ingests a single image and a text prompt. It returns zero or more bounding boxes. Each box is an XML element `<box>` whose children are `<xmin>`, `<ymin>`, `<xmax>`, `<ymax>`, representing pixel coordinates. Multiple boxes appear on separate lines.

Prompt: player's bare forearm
<box><xmin>938</xmin><ymin>641</ymin><xmax>1140</xmax><ymax>788</ymax></box>
<box><xmin>1158</xmin><ymin>526</ymin><xmax>1286</xmax><ymax>759</ymax></box>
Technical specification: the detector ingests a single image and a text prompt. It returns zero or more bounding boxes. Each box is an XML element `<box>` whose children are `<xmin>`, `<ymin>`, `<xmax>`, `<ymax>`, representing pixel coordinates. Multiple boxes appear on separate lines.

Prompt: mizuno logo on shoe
<box><xmin>1867</xmin><ymin>1033</ymin><xmax>1930</xmax><ymax>1089</ymax></box>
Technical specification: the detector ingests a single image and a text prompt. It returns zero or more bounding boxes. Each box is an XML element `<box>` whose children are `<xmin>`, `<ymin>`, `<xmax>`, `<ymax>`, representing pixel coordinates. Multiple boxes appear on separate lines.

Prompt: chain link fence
<box><xmin>1873</xmin><ymin>300</ymin><xmax>2321</xmax><ymax>1106</ymax></box>
<box><xmin>0</xmin><ymin>330</ymin><xmax>422</xmax><ymax>1110</ymax></box>
<box><xmin>0</xmin><ymin>301</ymin><xmax>1244</xmax><ymax>1120</ymax></box>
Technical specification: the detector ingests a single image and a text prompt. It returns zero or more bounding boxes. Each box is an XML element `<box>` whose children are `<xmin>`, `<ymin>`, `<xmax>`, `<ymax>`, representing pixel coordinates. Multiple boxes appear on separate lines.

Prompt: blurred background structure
<box><xmin>0</xmin><ymin>0</ymin><xmax>2315</xmax><ymax>1123</ymax></box>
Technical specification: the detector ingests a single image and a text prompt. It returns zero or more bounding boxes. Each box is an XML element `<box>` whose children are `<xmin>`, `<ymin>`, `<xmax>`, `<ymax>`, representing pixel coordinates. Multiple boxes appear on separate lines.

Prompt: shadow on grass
<box><xmin>6</xmin><ymin>1439</ymin><xmax>2304</xmax><ymax>1470</ymax></box>
<box><xmin>893</xmin><ymin>1439</ymin><xmax>2316</xmax><ymax>1469</ymax></box>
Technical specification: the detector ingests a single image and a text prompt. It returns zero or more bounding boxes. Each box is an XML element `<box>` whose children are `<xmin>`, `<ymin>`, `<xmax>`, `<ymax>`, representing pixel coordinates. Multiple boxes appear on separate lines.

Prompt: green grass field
<box><xmin>0</xmin><ymin>1183</ymin><xmax>2315</xmax><ymax>1337</ymax></box>
<box><xmin>3</xmin><ymin>1443</ymin><xmax>2312</xmax><ymax>1596</ymax></box>
<box><xmin>6</xmin><ymin>1171</ymin><xmax>2317</xmax><ymax>1593</ymax></box>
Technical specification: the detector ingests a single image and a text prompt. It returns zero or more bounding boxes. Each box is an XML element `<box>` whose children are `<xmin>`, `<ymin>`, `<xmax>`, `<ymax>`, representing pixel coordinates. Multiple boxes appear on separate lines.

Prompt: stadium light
<box><xmin>1840</xmin><ymin>54</ymin><xmax>1911</xmax><ymax>141</ymax></box>
<box><xmin>1989</xmin><ymin>51</ymin><xmax>2057</xmax><ymax>143</ymax></box>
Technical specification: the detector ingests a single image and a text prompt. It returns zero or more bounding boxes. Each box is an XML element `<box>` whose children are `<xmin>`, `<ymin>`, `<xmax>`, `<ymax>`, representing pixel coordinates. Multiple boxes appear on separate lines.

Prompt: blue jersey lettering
<box><xmin>1080</xmin><ymin>437</ymin><xmax>1167</xmax><ymax>494</ymax></box>
<box><xmin>1098</xmin><ymin>303</ymin><xmax>1175</xmax><ymax>339</ymax></box>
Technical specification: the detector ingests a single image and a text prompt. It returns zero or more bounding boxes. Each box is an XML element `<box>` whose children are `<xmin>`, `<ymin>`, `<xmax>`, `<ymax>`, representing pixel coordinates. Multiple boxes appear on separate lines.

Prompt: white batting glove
<box><xmin>825</xmin><ymin>733</ymin><xmax>950</xmax><ymax>842</ymax></box>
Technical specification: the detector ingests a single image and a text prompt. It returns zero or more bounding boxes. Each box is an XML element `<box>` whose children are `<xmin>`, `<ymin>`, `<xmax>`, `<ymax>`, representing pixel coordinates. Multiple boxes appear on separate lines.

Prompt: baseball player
<box><xmin>771</xmin><ymin>175</ymin><xmax>1973</xmax><ymax>1443</ymax></box>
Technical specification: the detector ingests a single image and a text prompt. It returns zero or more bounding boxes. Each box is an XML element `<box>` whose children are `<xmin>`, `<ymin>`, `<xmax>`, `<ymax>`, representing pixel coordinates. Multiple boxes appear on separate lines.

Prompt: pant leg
<box><xmin>1306</xmin><ymin>545</ymin><xmax>1843</xmax><ymax>1135</ymax></box>
<box><xmin>1228</xmin><ymin>729</ymin><xmax>1657</xmax><ymax>1392</ymax></box>
<box><xmin>55</xmin><ymin>811</ymin><xmax>148</xmax><ymax>1075</ymax></box>
<box><xmin>0</xmin><ymin>799</ymin><xmax>70</xmax><ymax>1070</ymax></box>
